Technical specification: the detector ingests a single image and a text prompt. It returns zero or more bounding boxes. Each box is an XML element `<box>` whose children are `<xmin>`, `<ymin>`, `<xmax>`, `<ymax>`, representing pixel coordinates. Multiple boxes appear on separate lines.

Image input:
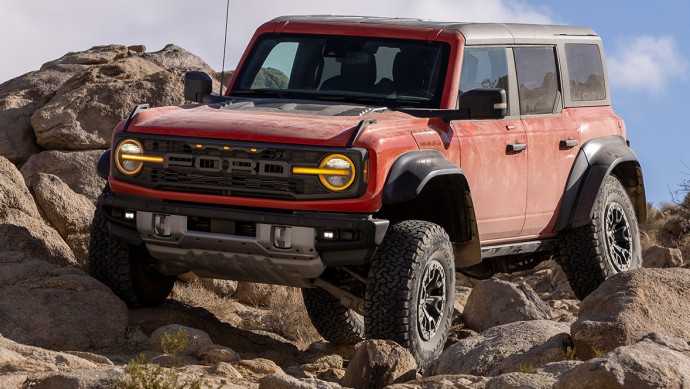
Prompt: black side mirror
<box><xmin>458</xmin><ymin>88</ymin><xmax>507</xmax><ymax>120</ymax></box>
<box><xmin>184</xmin><ymin>71</ymin><xmax>213</xmax><ymax>103</ymax></box>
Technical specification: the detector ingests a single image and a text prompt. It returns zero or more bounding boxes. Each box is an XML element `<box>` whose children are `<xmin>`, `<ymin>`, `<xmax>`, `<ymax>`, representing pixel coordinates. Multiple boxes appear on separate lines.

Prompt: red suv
<box><xmin>90</xmin><ymin>16</ymin><xmax>646</xmax><ymax>368</ymax></box>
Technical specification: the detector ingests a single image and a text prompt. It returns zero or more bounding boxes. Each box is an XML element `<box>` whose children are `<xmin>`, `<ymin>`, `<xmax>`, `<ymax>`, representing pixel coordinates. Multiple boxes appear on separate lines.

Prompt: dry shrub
<box><xmin>172</xmin><ymin>281</ymin><xmax>321</xmax><ymax>348</ymax></box>
<box><xmin>260</xmin><ymin>286</ymin><xmax>322</xmax><ymax>349</ymax></box>
<box><xmin>170</xmin><ymin>281</ymin><xmax>240</xmax><ymax>325</ymax></box>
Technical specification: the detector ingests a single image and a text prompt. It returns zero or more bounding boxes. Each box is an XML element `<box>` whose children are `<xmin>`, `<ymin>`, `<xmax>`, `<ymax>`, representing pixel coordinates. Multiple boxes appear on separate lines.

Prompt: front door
<box><xmin>453</xmin><ymin>47</ymin><xmax>527</xmax><ymax>242</ymax></box>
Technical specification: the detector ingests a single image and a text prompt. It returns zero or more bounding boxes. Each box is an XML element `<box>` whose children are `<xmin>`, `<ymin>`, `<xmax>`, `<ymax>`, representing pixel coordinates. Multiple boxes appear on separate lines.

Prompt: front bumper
<box><xmin>100</xmin><ymin>191</ymin><xmax>389</xmax><ymax>287</ymax></box>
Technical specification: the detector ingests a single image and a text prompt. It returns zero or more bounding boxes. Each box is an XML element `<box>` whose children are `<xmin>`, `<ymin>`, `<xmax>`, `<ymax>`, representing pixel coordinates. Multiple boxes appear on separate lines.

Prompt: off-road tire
<box><xmin>302</xmin><ymin>287</ymin><xmax>365</xmax><ymax>344</ymax></box>
<box><xmin>365</xmin><ymin>220</ymin><xmax>455</xmax><ymax>370</ymax></box>
<box><xmin>88</xmin><ymin>187</ymin><xmax>176</xmax><ymax>307</ymax></box>
<box><xmin>558</xmin><ymin>175</ymin><xmax>642</xmax><ymax>300</ymax></box>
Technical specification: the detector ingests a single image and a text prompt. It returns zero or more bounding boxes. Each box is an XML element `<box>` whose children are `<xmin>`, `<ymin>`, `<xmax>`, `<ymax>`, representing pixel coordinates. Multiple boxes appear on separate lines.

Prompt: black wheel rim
<box><xmin>417</xmin><ymin>259</ymin><xmax>446</xmax><ymax>341</ymax></box>
<box><xmin>604</xmin><ymin>202</ymin><xmax>633</xmax><ymax>271</ymax></box>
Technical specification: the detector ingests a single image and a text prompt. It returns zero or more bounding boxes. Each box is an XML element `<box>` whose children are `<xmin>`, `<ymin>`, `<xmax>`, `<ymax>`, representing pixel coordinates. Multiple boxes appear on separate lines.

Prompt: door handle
<box><xmin>507</xmin><ymin>143</ymin><xmax>527</xmax><ymax>153</ymax></box>
<box><xmin>560</xmin><ymin>139</ymin><xmax>579</xmax><ymax>149</ymax></box>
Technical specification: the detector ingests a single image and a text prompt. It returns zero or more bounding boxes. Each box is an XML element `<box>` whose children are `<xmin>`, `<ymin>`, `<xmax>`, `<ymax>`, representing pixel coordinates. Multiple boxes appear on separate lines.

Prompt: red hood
<box><xmin>126</xmin><ymin>105</ymin><xmax>407</xmax><ymax>147</ymax></box>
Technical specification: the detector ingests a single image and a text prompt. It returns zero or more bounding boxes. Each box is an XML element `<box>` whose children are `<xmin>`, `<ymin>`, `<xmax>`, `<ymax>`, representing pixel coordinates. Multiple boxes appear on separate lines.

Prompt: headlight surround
<box><xmin>318</xmin><ymin>154</ymin><xmax>356</xmax><ymax>191</ymax></box>
<box><xmin>115</xmin><ymin>139</ymin><xmax>145</xmax><ymax>176</ymax></box>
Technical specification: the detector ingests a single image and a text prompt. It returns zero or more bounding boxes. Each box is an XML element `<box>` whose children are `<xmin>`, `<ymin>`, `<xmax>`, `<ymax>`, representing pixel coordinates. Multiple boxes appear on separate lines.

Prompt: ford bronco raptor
<box><xmin>89</xmin><ymin>16</ymin><xmax>646</xmax><ymax>368</ymax></box>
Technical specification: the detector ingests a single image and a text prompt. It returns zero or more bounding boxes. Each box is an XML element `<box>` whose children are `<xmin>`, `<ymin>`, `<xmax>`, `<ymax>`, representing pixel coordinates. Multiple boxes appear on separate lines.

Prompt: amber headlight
<box><xmin>114</xmin><ymin>139</ymin><xmax>145</xmax><ymax>176</ymax></box>
<box><xmin>292</xmin><ymin>154</ymin><xmax>356</xmax><ymax>192</ymax></box>
<box><xmin>318</xmin><ymin>154</ymin><xmax>356</xmax><ymax>191</ymax></box>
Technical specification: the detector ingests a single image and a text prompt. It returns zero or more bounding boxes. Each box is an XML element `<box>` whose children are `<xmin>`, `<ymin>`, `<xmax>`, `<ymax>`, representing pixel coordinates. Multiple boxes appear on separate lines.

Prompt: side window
<box><xmin>565</xmin><ymin>44</ymin><xmax>606</xmax><ymax>101</ymax></box>
<box><xmin>459</xmin><ymin>47</ymin><xmax>510</xmax><ymax>106</ymax></box>
<box><xmin>251</xmin><ymin>41</ymin><xmax>298</xmax><ymax>89</ymax></box>
<box><xmin>514</xmin><ymin>47</ymin><xmax>560</xmax><ymax>115</ymax></box>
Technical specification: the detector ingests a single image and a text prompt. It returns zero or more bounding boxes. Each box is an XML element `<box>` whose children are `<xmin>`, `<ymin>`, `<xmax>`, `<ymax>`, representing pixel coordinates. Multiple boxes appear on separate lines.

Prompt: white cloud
<box><xmin>607</xmin><ymin>35</ymin><xmax>687</xmax><ymax>93</ymax></box>
<box><xmin>0</xmin><ymin>0</ymin><xmax>551</xmax><ymax>82</ymax></box>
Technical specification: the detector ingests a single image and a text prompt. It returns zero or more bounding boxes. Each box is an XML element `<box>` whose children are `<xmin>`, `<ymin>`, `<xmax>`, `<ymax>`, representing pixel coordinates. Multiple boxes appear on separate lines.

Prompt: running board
<box><xmin>481</xmin><ymin>239</ymin><xmax>557</xmax><ymax>259</ymax></box>
<box><xmin>458</xmin><ymin>239</ymin><xmax>558</xmax><ymax>279</ymax></box>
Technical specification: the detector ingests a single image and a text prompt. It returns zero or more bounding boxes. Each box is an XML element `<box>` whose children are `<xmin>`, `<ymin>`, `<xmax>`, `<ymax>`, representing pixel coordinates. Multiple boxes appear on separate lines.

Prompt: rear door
<box><xmin>513</xmin><ymin>46</ymin><xmax>579</xmax><ymax>237</ymax></box>
<box><xmin>453</xmin><ymin>47</ymin><xmax>527</xmax><ymax>242</ymax></box>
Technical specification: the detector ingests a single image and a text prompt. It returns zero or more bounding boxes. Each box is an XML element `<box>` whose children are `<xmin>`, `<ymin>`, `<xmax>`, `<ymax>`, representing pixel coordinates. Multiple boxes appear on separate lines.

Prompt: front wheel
<box><xmin>88</xmin><ymin>188</ymin><xmax>176</xmax><ymax>307</ymax></box>
<box><xmin>558</xmin><ymin>175</ymin><xmax>642</xmax><ymax>300</ymax></box>
<box><xmin>302</xmin><ymin>287</ymin><xmax>365</xmax><ymax>345</ymax></box>
<box><xmin>365</xmin><ymin>220</ymin><xmax>455</xmax><ymax>370</ymax></box>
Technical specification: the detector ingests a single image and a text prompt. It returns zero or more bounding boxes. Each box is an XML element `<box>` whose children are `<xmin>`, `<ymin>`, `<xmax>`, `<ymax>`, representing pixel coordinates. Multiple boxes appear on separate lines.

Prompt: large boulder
<box><xmin>342</xmin><ymin>340</ymin><xmax>417</xmax><ymax>389</ymax></box>
<box><xmin>642</xmin><ymin>245</ymin><xmax>683</xmax><ymax>268</ymax></box>
<box><xmin>0</xmin><ymin>156</ymin><xmax>75</xmax><ymax>265</ymax></box>
<box><xmin>0</xmin><ymin>67</ymin><xmax>76</xmax><ymax>164</ymax></box>
<box><xmin>0</xmin><ymin>43</ymin><xmax>221</xmax><ymax>164</ymax></box>
<box><xmin>26</xmin><ymin>44</ymin><xmax>219</xmax><ymax>151</ymax></box>
<box><xmin>0</xmin><ymin>251</ymin><xmax>128</xmax><ymax>350</ymax></box>
<box><xmin>433</xmin><ymin>320</ymin><xmax>570</xmax><ymax>377</ymax></box>
<box><xmin>20</xmin><ymin>150</ymin><xmax>106</xmax><ymax>203</ymax></box>
<box><xmin>30</xmin><ymin>173</ymin><xmax>96</xmax><ymax>266</ymax></box>
<box><xmin>554</xmin><ymin>333</ymin><xmax>690</xmax><ymax>388</ymax></box>
<box><xmin>462</xmin><ymin>279</ymin><xmax>553</xmax><ymax>332</ymax></box>
<box><xmin>571</xmin><ymin>268</ymin><xmax>690</xmax><ymax>359</ymax></box>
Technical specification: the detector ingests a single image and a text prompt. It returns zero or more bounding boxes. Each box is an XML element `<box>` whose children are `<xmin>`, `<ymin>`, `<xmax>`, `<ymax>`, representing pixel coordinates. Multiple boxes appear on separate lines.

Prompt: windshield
<box><xmin>232</xmin><ymin>33</ymin><xmax>450</xmax><ymax>108</ymax></box>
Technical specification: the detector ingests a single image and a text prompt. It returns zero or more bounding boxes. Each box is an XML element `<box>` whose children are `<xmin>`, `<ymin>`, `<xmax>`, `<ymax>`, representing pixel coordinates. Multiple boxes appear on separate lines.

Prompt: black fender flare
<box><xmin>383</xmin><ymin>149</ymin><xmax>469</xmax><ymax>205</ymax></box>
<box><xmin>555</xmin><ymin>136</ymin><xmax>647</xmax><ymax>232</ymax></box>
<box><xmin>382</xmin><ymin>149</ymin><xmax>481</xmax><ymax>267</ymax></box>
<box><xmin>96</xmin><ymin>149</ymin><xmax>111</xmax><ymax>180</ymax></box>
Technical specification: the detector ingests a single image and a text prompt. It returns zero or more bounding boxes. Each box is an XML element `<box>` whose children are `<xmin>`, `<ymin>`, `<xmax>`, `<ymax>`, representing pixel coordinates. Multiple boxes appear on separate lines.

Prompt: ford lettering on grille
<box><xmin>165</xmin><ymin>153</ymin><xmax>289</xmax><ymax>177</ymax></box>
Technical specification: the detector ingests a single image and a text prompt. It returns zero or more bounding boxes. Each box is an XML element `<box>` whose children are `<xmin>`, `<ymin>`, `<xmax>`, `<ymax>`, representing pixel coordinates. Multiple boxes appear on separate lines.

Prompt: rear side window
<box><xmin>514</xmin><ymin>47</ymin><xmax>560</xmax><ymax>115</ymax></box>
<box><xmin>565</xmin><ymin>44</ymin><xmax>606</xmax><ymax>101</ymax></box>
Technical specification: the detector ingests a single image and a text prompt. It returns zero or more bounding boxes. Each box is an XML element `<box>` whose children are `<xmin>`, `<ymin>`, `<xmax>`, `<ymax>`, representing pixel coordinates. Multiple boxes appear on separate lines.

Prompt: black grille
<box><xmin>120</xmin><ymin>137</ymin><xmax>356</xmax><ymax>200</ymax></box>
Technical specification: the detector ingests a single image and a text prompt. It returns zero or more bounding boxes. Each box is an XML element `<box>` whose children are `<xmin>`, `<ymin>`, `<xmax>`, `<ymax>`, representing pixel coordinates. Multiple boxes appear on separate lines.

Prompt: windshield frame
<box><xmin>230</xmin><ymin>33</ymin><xmax>451</xmax><ymax>109</ymax></box>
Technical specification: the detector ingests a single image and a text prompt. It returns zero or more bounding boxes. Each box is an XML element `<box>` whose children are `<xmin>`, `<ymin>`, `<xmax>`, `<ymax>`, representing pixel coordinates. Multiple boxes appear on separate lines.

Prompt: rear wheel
<box><xmin>88</xmin><ymin>187</ymin><xmax>176</xmax><ymax>307</ymax></box>
<box><xmin>302</xmin><ymin>287</ymin><xmax>364</xmax><ymax>344</ymax></box>
<box><xmin>558</xmin><ymin>175</ymin><xmax>642</xmax><ymax>300</ymax></box>
<box><xmin>365</xmin><ymin>220</ymin><xmax>455</xmax><ymax>370</ymax></box>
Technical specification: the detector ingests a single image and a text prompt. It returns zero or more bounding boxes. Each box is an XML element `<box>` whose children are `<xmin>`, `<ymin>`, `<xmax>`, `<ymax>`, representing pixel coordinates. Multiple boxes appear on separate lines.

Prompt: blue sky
<box><xmin>1</xmin><ymin>0</ymin><xmax>687</xmax><ymax>205</ymax></box>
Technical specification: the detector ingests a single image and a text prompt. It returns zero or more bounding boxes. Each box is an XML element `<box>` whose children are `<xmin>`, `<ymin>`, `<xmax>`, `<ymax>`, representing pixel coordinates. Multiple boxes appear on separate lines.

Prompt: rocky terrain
<box><xmin>1</xmin><ymin>44</ymin><xmax>690</xmax><ymax>389</ymax></box>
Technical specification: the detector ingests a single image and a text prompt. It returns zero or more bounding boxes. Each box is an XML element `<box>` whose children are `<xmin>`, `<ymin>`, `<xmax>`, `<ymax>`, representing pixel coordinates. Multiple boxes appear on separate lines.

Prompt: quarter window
<box><xmin>565</xmin><ymin>44</ymin><xmax>606</xmax><ymax>101</ymax></box>
<box><xmin>514</xmin><ymin>47</ymin><xmax>560</xmax><ymax>115</ymax></box>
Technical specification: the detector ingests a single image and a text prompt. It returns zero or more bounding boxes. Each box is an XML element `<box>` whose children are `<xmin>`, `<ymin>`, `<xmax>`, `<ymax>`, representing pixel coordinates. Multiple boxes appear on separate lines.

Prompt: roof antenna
<box><xmin>219</xmin><ymin>0</ymin><xmax>230</xmax><ymax>95</ymax></box>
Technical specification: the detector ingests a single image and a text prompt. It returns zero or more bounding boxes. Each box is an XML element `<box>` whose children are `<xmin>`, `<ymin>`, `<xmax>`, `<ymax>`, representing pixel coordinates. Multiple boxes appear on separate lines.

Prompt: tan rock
<box><xmin>30</xmin><ymin>173</ymin><xmax>96</xmax><ymax>266</ymax></box>
<box><xmin>462</xmin><ymin>279</ymin><xmax>553</xmax><ymax>332</ymax></box>
<box><xmin>259</xmin><ymin>373</ymin><xmax>342</xmax><ymax>389</ymax></box>
<box><xmin>0</xmin><ymin>333</ymin><xmax>101</xmax><ymax>372</ymax></box>
<box><xmin>0</xmin><ymin>252</ymin><xmax>128</xmax><ymax>350</ymax></box>
<box><xmin>212</xmin><ymin>362</ymin><xmax>243</xmax><ymax>379</ymax></box>
<box><xmin>485</xmin><ymin>372</ymin><xmax>556</xmax><ymax>389</ymax></box>
<box><xmin>554</xmin><ymin>333</ymin><xmax>690</xmax><ymax>389</ymax></box>
<box><xmin>31</xmin><ymin>173</ymin><xmax>95</xmax><ymax>237</ymax></box>
<box><xmin>20</xmin><ymin>150</ymin><xmax>106</xmax><ymax>203</ymax></box>
<box><xmin>197</xmin><ymin>344</ymin><xmax>241</xmax><ymax>364</ymax></box>
<box><xmin>342</xmin><ymin>339</ymin><xmax>417</xmax><ymax>389</ymax></box>
<box><xmin>0</xmin><ymin>68</ymin><xmax>73</xmax><ymax>164</ymax></box>
<box><xmin>385</xmin><ymin>374</ymin><xmax>489</xmax><ymax>389</ymax></box>
<box><xmin>571</xmin><ymin>268</ymin><xmax>690</xmax><ymax>359</ymax></box>
<box><xmin>236</xmin><ymin>358</ymin><xmax>285</xmax><ymax>379</ymax></box>
<box><xmin>0</xmin><ymin>156</ymin><xmax>41</xmax><ymax>219</ymax></box>
<box><xmin>434</xmin><ymin>320</ymin><xmax>570</xmax><ymax>377</ymax></box>
<box><xmin>643</xmin><ymin>245</ymin><xmax>683</xmax><ymax>268</ymax></box>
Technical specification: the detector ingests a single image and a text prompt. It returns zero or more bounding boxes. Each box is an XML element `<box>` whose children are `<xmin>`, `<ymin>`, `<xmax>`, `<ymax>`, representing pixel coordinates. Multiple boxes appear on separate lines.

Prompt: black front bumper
<box><xmin>100</xmin><ymin>191</ymin><xmax>389</xmax><ymax>266</ymax></box>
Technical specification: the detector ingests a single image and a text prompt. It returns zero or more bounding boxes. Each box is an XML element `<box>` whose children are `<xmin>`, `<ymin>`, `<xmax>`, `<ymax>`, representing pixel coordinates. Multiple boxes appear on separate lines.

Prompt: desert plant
<box><xmin>519</xmin><ymin>363</ymin><xmax>534</xmax><ymax>373</ymax></box>
<box><xmin>161</xmin><ymin>328</ymin><xmax>189</xmax><ymax>364</ymax></box>
<box><xmin>116</xmin><ymin>354</ymin><xmax>202</xmax><ymax>389</ymax></box>
<box><xmin>563</xmin><ymin>346</ymin><xmax>578</xmax><ymax>361</ymax></box>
